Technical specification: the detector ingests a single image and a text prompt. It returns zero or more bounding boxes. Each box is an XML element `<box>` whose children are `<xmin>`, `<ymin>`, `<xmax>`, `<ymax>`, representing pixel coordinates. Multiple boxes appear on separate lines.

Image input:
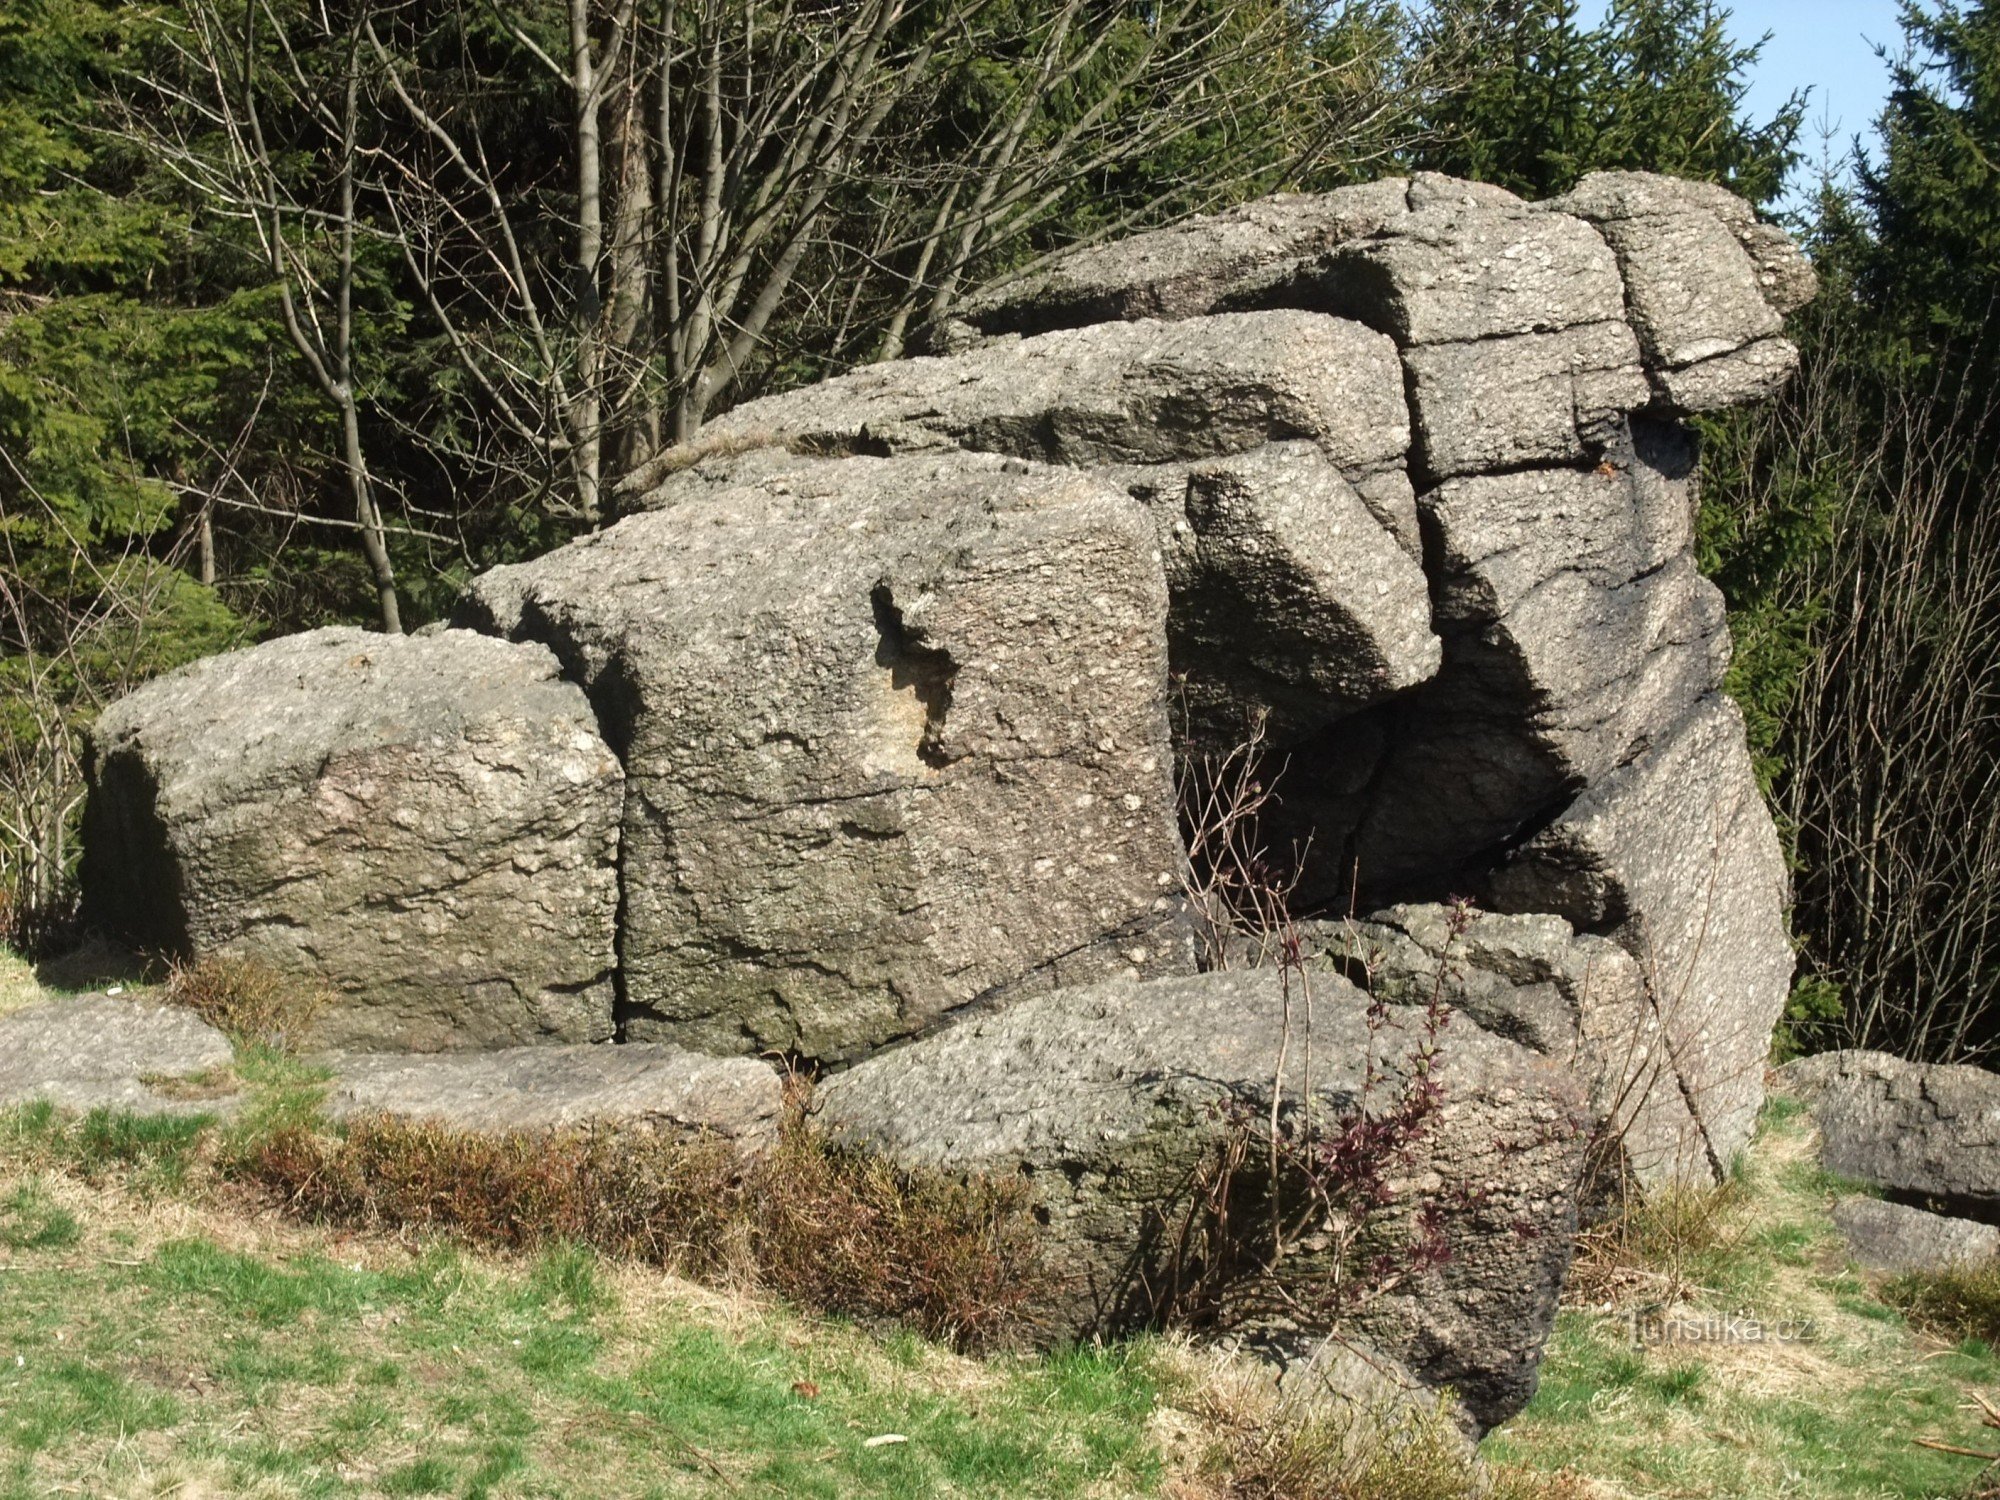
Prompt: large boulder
<box><xmin>83</xmin><ymin>628</ymin><xmax>624</xmax><ymax>1051</ymax></box>
<box><xmin>1782</xmin><ymin>1049</ymin><xmax>2000</xmax><ymax>1218</ymax></box>
<box><xmin>619</xmin><ymin>314</ymin><xmax>1439</xmax><ymax>750</ymax></box>
<box><xmin>461</xmin><ymin>452</ymin><xmax>1192</xmax><ymax>1060</ymax></box>
<box><xmin>815</xmin><ymin>967</ymin><xmax>1590</xmax><ymax>1429</ymax></box>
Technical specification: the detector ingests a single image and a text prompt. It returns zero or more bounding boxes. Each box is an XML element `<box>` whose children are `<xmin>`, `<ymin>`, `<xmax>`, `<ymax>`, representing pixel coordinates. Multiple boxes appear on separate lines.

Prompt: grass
<box><xmin>6</xmin><ymin>952</ymin><xmax>2000</xmax><ymax>1496</ymax></box>
<box><xmin>1884</xmin><ymin>1261</ymin><xmax>2000</xmax><ymax>1347</ymax></box>
<box><xmin>1489</xmin><ymin>1096</ymin><xmax>2000</xmax><ymax>1499</ymax></box>
<box><xmin>166</xmin><ymin>953</ymin><xmax>332</xmax><ymax>1052</ymax></box>
<box><xmin>0</xmin><ymin>1173</ymin><xmax>1168</xmax><ymax>1498</ymax></box>
<box><xmin>246</xmin><ymin>1101</ymin><xmax>1048</xmax><ymax>1349</ymax></box>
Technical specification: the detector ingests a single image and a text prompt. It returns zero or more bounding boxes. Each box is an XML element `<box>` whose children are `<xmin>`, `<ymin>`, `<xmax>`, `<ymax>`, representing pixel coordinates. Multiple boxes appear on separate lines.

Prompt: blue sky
<box><xmin>1712</xmin><ymin>1</ymin><xmax>1905</xmax><ymax>155</ymax></box>
<box><xmin>1581</xmin><ymin>1</ymin><xmax>1909</xmax><ymax>180</ymax></box>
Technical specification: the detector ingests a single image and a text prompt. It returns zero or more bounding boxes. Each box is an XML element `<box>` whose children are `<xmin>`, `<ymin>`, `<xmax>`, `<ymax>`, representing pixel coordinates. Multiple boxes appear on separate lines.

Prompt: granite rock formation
<box><xmin>78</xmin><ymin>170</ymin><xmax>1820</xmax><ymax>1430</ymax></box>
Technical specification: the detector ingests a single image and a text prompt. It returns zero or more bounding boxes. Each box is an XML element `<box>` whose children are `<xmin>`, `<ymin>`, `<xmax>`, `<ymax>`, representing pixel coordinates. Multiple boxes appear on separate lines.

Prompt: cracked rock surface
<box><xmin>461</xmin><ymin>452</ymin><xmax>1191</xmax><ymax>1060</ymax></box>
<box><xmin>84</xmin><ymin>628</ymin><xmax>623</xmax><ymax>1051</ymax></box>
<box><xmin>85</xmin><ymin>170</ymin><xmax>1808</xmax><ymax>1194</ymax></box>
<box><xmin>325</xmin><ymin>1042</ymin><xmax>783</xmax><ymax>1147</ymax></box>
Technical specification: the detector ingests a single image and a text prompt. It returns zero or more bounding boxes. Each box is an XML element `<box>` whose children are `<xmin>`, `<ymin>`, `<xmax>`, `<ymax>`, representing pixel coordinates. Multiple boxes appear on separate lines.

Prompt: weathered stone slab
<box><xmin>1312</xmin><ymin>203</ymin><xmax>1625</xmax><ymax>345</ymax></box>
<box><xmin>462</xmin><ymin>452</ymin><xmax>1191</xmax><ymax>1061</ymax></box>
<box><xmin>0</xmin><ymin>994</ymin><xmax>235</xmax><ymax>1116</ymax></box>
<box><xmin>1831</xmin><ymin>1196</ymin><xmax>2000</xmax><ymax>1274</ymax></box>
<box><xmin>1652</xmin><ymin>337</ymin><xmax>1800</xmax><ymax>412</ymax></box>
<box><xmin>84</xmin><ymin>628</ymin><xmax>623</xmax><ymax>1052</ymax></box>
<box><xmin>951</xmin><ymin>181</ymin><xmax>1413</xmax><ymax>337</ymax></box>
<box><xmin>815</xmin><ymin>967</ymin><xmax>1589</xmax><ymax>1428</ymax></box>
<box><xmin>1492</xmin><ymin>696</ymin><xmax>1795</xmax><ymax>1181</ymax></box>
<box><xmin>1402</xmin><ymin>321</ymin><xmax>1649</xmax><ymax>479</ymax></box>
<box><xmin>667</xmin><ymin>310</ymin><xmax>1409</xmax><ymax>480</ymax></box>
<box><xmin>326</xmin><ymin>1043</ymin><xmax>783</xmax><ymax>1147</ymax></box>
<box><xmin>1782</xmin><ymin>1049</ymin><xmax>2000</xmax><ymax>1218</ymax></box>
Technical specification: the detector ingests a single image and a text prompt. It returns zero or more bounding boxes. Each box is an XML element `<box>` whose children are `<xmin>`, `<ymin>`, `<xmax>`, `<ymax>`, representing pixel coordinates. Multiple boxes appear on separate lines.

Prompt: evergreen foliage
<box><xmin>1415</xmin><ymin>0</ymin><xmax>1803</xmax><ymax>204</ymax></box>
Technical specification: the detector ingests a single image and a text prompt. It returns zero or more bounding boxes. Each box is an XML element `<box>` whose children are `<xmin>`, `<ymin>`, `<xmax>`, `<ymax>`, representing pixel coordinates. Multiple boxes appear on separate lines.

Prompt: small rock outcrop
<box><xmin>84</xmin><ymin>628</ymin><xmax>623</xmax><ymax>1051</ymax></box>
<box><xmin>0</xmin><ymin>994</ymin><xmax>234</xmax><ymax>1115</ymax></box>
<box><xmin>75</xmin><ymin>170</ymin><xmax>1821</xmax><ymax>1432</ymax></box>
<box><xmin>1783</xmin><ymin>1050</ymin><xmax>2000</xmax><ymax>1219</ymax></box>
<box><xmin>815</xmin><ymin>968</ymin><xmax>1590</xmax><ymax>1429</ymax></box>
<box><xmin>1831</xmin><ymin>1196</ymin><xmax>2000</xmax><ymax>1275</ymax></box>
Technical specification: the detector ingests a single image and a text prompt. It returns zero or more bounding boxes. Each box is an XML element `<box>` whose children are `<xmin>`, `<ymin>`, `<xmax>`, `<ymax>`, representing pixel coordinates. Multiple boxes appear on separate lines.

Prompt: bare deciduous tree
<box><xmin>1718</xmin><ymin>309</ymin><xmax>2000</xmax><ymax>1062</ymax></box>
<box><xmin>141</xmin><ymin>0</ymin><xmax>407</xmax><ymax>630</ymax></box>
<box><xmin>146</xmin><ymin>0</ymin><xmax>1435</xmax><ymax>538</ymax></box>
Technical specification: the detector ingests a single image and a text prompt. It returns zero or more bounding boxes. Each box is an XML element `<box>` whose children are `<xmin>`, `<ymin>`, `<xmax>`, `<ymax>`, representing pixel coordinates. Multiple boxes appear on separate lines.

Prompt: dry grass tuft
<box><xmin>1883</xmin><ymin>1258</ymin><xmax>2000</xmax><ymax>1347</ymax></box>
<box><xmin>749</xmin><ymin>1105</ymin><xmax>1045</xmax><ymax>1348</ymax></box>
<box><xmin>244</xmin><ymin>1099</ymin><xmax>1045</xmax><ymax>1349</ymax></box>
<box><xmin>1568</xmin><ymin>1177</ymin><xmax>1749</xmax><ymax>1306</ymax></box>
<box><xmin>249</xmin><ymin>1112</ymin><xmax>747</xmax><ymax>1265</ymax></box>
<box><xmin>165</xmin><ymin>955</ymin><xmax>329</xmax><ymax>1052</ymax></box>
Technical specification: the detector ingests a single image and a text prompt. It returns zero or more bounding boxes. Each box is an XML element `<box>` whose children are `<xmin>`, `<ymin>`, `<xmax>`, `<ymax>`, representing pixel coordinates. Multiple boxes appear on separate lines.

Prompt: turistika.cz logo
<box><xmin>1627</xmin><ymin>1309</ymin><xmax>1820</xmax><ymax>1348</ymax></box>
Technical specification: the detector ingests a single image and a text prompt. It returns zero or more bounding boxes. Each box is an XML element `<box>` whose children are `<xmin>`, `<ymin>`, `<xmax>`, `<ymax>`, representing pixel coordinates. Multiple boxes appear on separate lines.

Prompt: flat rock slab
<box><xmin>326</xmin><ymin>1044</ymin><xmax>784</xmax><ymax>1147</ymax></box>
<box><xmin>1782</xmin><ymin>1049</ymin><xmax>2000</xmax><ymax>1217</ymax></box>
<box><xmin>682</xmin><ymin>310</ymin><xmax>1411</xmax><ymax>479</ymax></box>
<box><xmin>0</xmin><ymin>994</ymin><xmax>236</xmax><ymax>1116</ymax></box>
<box><xmin>951</xmin><ymin>179</ymin><xmax>1414</xmax><ymax>336</ymax></box>
<box><xmin>1832</xmin><ymin>1196</ymin><xmax>2000</xmax><ymax>1275</ymax></box>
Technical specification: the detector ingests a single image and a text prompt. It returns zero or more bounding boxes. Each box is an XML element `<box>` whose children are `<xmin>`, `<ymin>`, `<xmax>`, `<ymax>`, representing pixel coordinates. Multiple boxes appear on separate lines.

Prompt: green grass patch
<box><xmin>1494</xmin><ymin>1094</ymin><xmax>2000</xmax><ymax>1499</ymax></box>
<box><xmin>0</xmin><ymin>1180</ymin><xmax>79</xmax><ymax>1251</ymax></box>
<box><xmin>0</xmin><ymin>1215</ymin><xmax>1174</xmax><ymax>1499</ymax></box>
<box><xmin>0</xmin><ymin>1100</ymin><xmax>214</xmax><ymax>1190</ymax></box>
